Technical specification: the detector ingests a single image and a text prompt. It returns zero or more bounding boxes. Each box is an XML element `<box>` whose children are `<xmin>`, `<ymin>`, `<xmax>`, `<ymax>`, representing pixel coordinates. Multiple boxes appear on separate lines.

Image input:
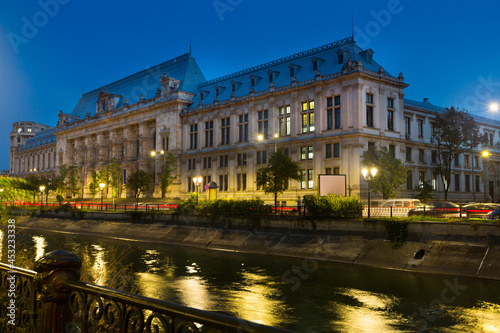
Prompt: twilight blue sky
<box><xmin>1</xmin><ymin>0</ymin><xmax>500</xmax><ymax>171</ymax></box>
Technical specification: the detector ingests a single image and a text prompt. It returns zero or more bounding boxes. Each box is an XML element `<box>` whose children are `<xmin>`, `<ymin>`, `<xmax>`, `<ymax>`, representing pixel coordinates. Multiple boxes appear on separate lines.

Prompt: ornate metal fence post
<box><xmin>34</xmin><ymin>250</ymin><xmax>81</xmax><ymax>333</ymax></box>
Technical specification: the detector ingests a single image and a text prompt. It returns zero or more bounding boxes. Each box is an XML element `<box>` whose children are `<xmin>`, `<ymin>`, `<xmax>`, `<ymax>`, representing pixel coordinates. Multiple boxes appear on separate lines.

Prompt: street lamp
<box><xmin>0</xmin><ymin>188</ymin><xmax>4</xmax><ymax>205</ymax></box>
<box><xmin>193</xmin><ymin>176</ymin><xmax>202</xmax><ymax>204</ymax></box>
<box><xmin>362</xmin><ymin>167</ymin><xmax>377</xmax><ymax>218</ymax></box>
<box><xmin>99</xmin><ymin>183</ymin><xmax>105</xmax><ymax>210</ymax></box>
<box><xmin>482</xmin><ymin>151</ymin><xmax>490</xmax><ymax>202</ymax></box>
<box><xmin>39</xmin><ymin>185</ymin><xmax>45</xmax><ymax>208</ymax></box>
<box><xmin>257</xmin><ymin>133</ymin><xmax>279</xmax><ymax>152</ymax></box>
<box><xmin>489</xmin><ymin>103</ymin><xmax>499</xmax><ymax>112</ymax></box>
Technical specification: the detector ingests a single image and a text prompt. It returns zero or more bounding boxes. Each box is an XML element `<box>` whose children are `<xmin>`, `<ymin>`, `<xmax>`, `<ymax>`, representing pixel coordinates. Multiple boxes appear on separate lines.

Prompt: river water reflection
<box><xmin>6</xmin><ymin>230</ymin><xmax>500</xmax><ymax>332</ymax></box>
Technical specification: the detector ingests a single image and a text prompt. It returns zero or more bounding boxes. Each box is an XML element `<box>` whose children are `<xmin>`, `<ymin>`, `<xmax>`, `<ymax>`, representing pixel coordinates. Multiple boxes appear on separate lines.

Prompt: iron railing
<box><xmin>0</xmin><ymin>263</ymin><xmax>37</xmax><ymax>332</ymax></box>
<box><xmin>0</xmin><ymin>250</ymin><xmax>291</xmax><ymax>333</ymax></box>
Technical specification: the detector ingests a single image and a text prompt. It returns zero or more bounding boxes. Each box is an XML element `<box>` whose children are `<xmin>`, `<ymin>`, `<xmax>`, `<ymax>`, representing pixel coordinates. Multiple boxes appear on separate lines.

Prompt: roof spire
<box><xmin>189</xmin><ymin>35</ymin><xmax>192</xmax><ymax>54</ymax></box>
<box><xmin>351</xmin><ymin>14</ymin><xmax>354</xmax><ymax>41</ymax></box>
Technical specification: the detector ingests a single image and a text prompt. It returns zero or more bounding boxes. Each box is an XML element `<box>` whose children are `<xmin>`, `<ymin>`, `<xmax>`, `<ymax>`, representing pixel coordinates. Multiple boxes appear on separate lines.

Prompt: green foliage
<box><xmin>56</xmin><ymin>194</ymin><xmax>64</xmax><ymax>205</ymax></box>
<box><xmin>361</xmin><ymin>146</ymin><xmax>408</xmax><ymax>199</ymax></box>
<box><xmin>382</xmin><ymin>218</ymin><xmax>409</xmax><ymax>249</ymax></box>
<box><xmin>55</xmin><ymin>165</ymin><xmax>69</xmax><ymax>195</ymax></box>
<box><xmin>198</xmin><ymin>198</ymin><xmax>272</xmax><ymax>217</ymax></box>
<box><xmin>127</xmin><ymin>211</ymin><xmax>143</xmax><ymax>223</ymax></box>
<box><xmin>158</xmin><ymin>152</ymin><xmax>178</xmax><ymax>198</ymax></box>
<box><xmin>0</xmin><ymin>176</ymin><xmax>29</xmax><ymax>217</ymax></box>
<box><xmin>434</xmin><ymin>107</ymin><xmax>486</xmax><ymax>200</ymax></box>
<box><xmin>415</xmin><ymin>180</ymin><xmax>434</xmax><ymax>202</ymax></box>
<box><xmin>88</xmin><ymin>172</ymin><xmax>100</xmax><ymax>199</ymax></box>
<box><xmin>256</xmin><ymin>149</ymin><xmax>301</xmax><ymax>209</ymax></box>
<box><xmin>68</xmin><ymin>166</ymin><xmax>80</xmax><ymax>198</ymax></box>
<box><xmin>126</xmin><ymin>170</ymin><xmax>153</xmax><ymax>198</ymax></box>
<box><xmin>303</xmin><ymin>194</ymin><xmax>363</xmax><ymax>219</ymax></box>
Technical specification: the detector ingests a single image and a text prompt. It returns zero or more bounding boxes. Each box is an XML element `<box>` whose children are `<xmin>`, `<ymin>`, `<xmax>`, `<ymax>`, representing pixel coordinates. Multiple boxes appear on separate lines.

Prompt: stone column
<box><xmin>34</xmin><ymin>250</ymin><xmax>81</xmax><ymax>333</ymax></box>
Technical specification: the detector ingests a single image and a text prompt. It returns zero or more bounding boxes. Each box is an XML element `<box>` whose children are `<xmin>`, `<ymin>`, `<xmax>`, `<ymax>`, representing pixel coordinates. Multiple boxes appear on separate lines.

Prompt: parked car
<box><xmin>381</xmin><ymin>199</ymin><xmax>422</xmax><ymax>209</ymax></box>
<box><xmin>487</xmin><ymin>208</ymin><xmax>500</xmax><ymax>220</ymax></box>
<box><xmin>462</xmin><ymin>203</ymin><xmax>500</xmax><ymax>218</ymax></box>
<box><xmin>408</xmin><ymin>201</ymin><xmax>461</xmax><ymax>218</ymax></box>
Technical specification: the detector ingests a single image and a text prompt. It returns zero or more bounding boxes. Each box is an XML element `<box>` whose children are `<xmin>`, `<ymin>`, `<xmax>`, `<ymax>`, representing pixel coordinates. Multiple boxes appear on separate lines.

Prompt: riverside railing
<box><xmin>0</xmin><ymin>250</ymin><xmax>291</xmax><ymax>333</ymax></box>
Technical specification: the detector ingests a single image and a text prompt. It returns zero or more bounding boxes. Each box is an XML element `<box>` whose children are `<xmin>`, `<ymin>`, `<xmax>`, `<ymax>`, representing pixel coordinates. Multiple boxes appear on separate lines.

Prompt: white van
<box><xmin>381</xmin><ymin>199</ymin><xmax>422</xmax><ymax>209</ymax></box>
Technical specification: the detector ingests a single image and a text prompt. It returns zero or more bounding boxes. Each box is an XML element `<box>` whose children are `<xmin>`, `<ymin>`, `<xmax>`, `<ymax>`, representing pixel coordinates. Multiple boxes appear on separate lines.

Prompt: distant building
<box><xmin>9</xmin><ymin>37</ymin><xmax>500</xmax><ymax>202</ymax></box>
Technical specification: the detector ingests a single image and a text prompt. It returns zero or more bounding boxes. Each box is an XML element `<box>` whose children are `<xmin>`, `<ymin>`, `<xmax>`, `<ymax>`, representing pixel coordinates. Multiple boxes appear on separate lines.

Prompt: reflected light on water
<box><xmin>176</xmin><ymin>276</ymin><xmax>214</xmax><ymax>311</ymax></box>
<box><xmin>445</xmin><ymin>301</ymin><xmax>500</xmax><ymax>333</ymax></box>
<box><xmin>136</xmin><ymin>256</ymin><xmax>178</xmax><ymax>299</ymax></box>
<box><xmin>330</xmin><ymin>288</ymin><xmax>406</xmax><ymax>332</ymax></box>
<box><xmin>142</xmin><ymin>249</ymin><xmax>161</xmax><ymax>273</ymax></box>
<box><xmin>90</xmin><ymin>244</ymin><xmax>107</xmax><ymax>286</ymax></box>
<box><xmin>32</xmin><ymin>236</ymin><xmax>47</xmax><ymax>261</ymax></box>
<box><xmin>224</xmin><ymin>269</ymin><xmax>286</xmax><ymax>328</ymax></box>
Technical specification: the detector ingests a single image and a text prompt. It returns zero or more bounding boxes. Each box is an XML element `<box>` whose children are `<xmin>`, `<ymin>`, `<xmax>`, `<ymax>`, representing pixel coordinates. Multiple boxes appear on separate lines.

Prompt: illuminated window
<box><xmin>238</xmin><ymin>114</ymin><xmax>249</xmax><ymax>142</ymax></box>
<box><xmin>279</xmin><ymin>105</ymin><xmax>291</xmax><ymax>137</ymax></box>
<box><xmin>301</xmin><ymin>101</ymin><xmax>315</xmax><ymax>133</ymax></box>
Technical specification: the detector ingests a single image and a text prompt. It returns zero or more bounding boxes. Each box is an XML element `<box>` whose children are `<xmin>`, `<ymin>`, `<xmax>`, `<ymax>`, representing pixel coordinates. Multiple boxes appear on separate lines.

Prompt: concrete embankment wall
<box><xmin>15</xmin><ymin>213</ymin><xmax>500</xmax><ymax>281</ymax></box>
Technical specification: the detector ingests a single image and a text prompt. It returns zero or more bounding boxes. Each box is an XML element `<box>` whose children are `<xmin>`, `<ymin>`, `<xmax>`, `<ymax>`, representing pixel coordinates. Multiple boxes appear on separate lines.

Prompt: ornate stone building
<box><xmin>9</xmin><ymin>37</ymin><xmax>500</xmax><ymax>202</ymax></box>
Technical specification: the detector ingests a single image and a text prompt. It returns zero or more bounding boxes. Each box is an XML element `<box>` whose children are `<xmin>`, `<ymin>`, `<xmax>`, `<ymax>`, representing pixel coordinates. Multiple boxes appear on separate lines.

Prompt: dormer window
<box><xmin>231</xmin><ymin>80</ymin><xmax>241</xmax><ymax>93</ymax></box>
<box><xmin>360</xmin><ymin>49</ymin><xmax>374</xmax><ymax>64</ymax></box>
<box><xmin>312</xmin><ymin>61</ymin><xmax>318</xmax><ymax>71</ymax></box>
<box><xmin>288</xmin><ymin>64</ymin><xmax>300</xmax><ymax>77</ymax></box>
<box><xmin>102</xmin><ymin>102</ymin><xmax>106</xmax><ymax>111</ymax></box>
<box><xmin>200</xmin><ymin>90</ymin><xmax>209</xmax><ymax>100</ymax></box>
<box><xmin>249</xmin><ymin>75</ymin><xmax>261</xmax><ymax>89</ymax></box>
<box><xmin>337</xmin><ymin>54</ymin><xmax>344</xmax><ymax>64</ymax></box>
<box><xmin>215</xmin><ymin>86</ymin><xmax>225</xmax><ymax>97</ymax></box>
<box><xmin>268</xmin><ymin>73</ymin><xmax>273</xmax><ymax>83</ymax></box>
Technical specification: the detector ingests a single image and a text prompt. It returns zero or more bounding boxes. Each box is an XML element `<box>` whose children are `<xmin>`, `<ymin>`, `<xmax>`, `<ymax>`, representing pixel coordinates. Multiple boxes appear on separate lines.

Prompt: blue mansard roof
<box><xmin>70</xmin><ymin>52</ymin><xmax>206</xmax><ymax>120</ymax></box>
<box><xmin>189</xmin><ymin>37</ymin><xmax>394</xmax><ymax>108</ymax></box>
<box><xmin>23</xmin><ymin>127</ymin><xmax>56</xmax><ymax>149</ymax></box>
<box><xmin>405</xmin><ymin>98</ymin><xmax>500</xmax><ymax>127</ymax></box>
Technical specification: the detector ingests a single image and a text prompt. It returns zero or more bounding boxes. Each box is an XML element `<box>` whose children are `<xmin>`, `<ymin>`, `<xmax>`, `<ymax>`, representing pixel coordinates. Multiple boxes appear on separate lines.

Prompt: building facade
<box><xmin>9</xmin><ymin>37</ymin><xmax>500</xmax><ymax>203</ymax></box>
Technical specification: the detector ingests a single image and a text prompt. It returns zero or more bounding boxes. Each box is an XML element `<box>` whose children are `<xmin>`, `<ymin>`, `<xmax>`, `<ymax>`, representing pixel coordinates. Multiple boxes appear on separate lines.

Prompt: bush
<box><xmin>382</xmin><ymin>218</ymin><xmax>409</xmax><ymax>249</ymax></box>
<box><xmin>303</xmin><ymin>195</ymin><xmax>363</xmax><ymax>219</ymax></box>
<box><xmin>198</xmin><ymin>198</ymin><xmax>272</xmax><ymax>218</ymax></box>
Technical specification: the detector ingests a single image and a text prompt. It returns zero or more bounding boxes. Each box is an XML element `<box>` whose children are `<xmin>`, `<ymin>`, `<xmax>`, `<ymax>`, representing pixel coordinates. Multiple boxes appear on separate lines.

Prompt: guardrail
<box><xmin>0</xmin><ymin>250</ymin><xmax>291</xmax><ymax>333</ymax></box>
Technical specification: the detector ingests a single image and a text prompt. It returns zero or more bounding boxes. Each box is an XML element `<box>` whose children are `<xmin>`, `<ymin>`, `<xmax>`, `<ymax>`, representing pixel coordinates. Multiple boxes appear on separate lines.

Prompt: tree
<box><xmin>126</xmin><ymin>170</ymin><xmax>153</xmax><ymax>209</ymax></box>
<box><xmin>361</xmin><ymin>146</ymin><xmax>408</xmax><ymax>199</ymax></box>
<box><xmin>415</xmin><ymin>180</ymin><xmax>434</xmax><ymax>203</ymax></box>
<box><xmin>158</xmin><ymin>152</ymin><xmax>178</xmax><ymax>198</ymax></box>
<box><xmin>462</xmin><ymin>121</ymin><xmax>488</xmax><ymax>201</ymax></box>
<box><xmin>23</xmin><ymin>175</ymin><xmax>42</xmax><ymax>203</ymax></box>
<box><xmin>67</xmin><ymin>166</ymin><xmax>80</xmax><ymax>198</ymax></box>
<box><xmin>88</xmin><ymin>172</ymin><xmax>100</xmax><ymax>200</ymax></box>
<box><xmin>433</xmin><ymin>107</ymin><xmax>484</xmax><ymax>200</ymax></box>
<box><xmin>55</xmin><ymin>165</ymin><xmax>69</xmax><ymax>196</ymax></box>
<box><xmin>256</xmin><ymin>149</ymin><xmax>301</xmax><ymax>210</ymax></box>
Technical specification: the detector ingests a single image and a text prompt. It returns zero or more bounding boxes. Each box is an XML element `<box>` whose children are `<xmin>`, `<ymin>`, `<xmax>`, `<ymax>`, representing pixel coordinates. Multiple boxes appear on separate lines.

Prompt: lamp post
<box><xmin>39</xmin><ymin>185</ymin><xmax>45</xmax><ymax>208</ymax></box>
<box><xmin>99</xmin><ymin>183</ymin><xmax>105</xmax><ymax>211</ymax></box>
<box><xmin>482</xmin><ymin>151</ymin><xmax>490</xmax><ymax>202</ymax></box>
<box><xmin>362</xmin><ymin>167</ymin><xmax>378</xmax><ymax>218</ymax></box>
<box><xmin>0</xmin><ymin>188</ymin><xmax>4</xmax><ymax>205</ymax></box>
<box><xmin>257</xmin><ymin>133</ymin><xmax>279</xmax><ymax>153</ymax></box>
<box><xmin>193</xmin><ymin>176</ymin><xmax>202</xmax><ymax>204</ymax></box>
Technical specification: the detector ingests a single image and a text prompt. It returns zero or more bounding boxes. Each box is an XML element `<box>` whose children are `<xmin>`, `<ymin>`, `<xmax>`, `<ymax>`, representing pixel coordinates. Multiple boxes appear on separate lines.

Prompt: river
<box><xmin>4</xmin><ymin>229</ymin><xmax>500</xmax><ymax>332</ymax></box>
